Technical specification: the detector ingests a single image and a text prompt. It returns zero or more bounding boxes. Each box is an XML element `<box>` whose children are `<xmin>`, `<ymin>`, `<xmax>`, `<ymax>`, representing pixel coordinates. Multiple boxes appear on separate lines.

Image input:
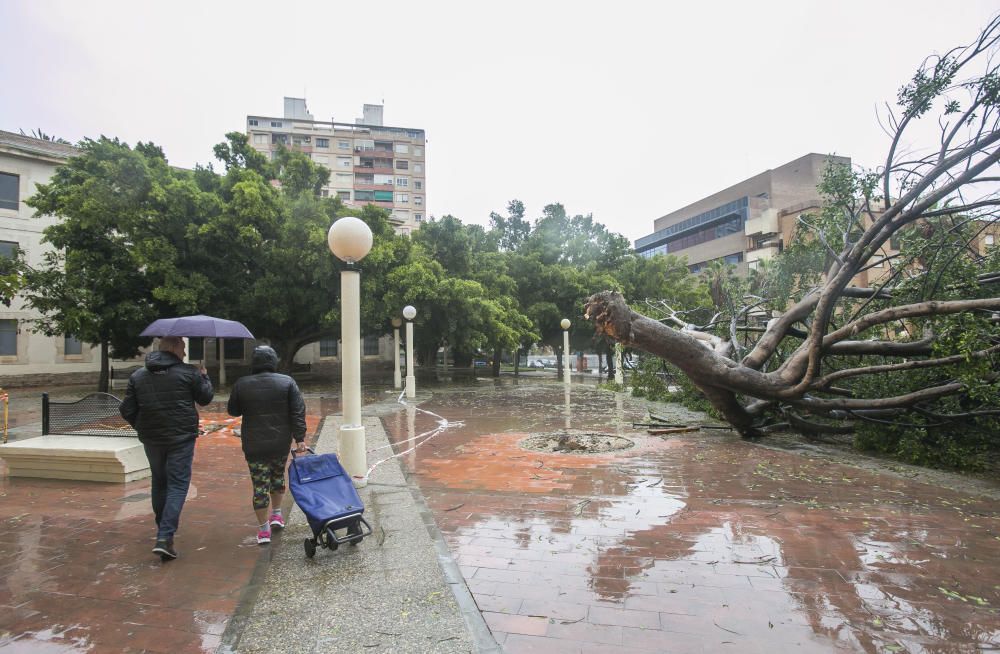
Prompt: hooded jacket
<box><xmin>119</xmin><ymin>351</ymin><xmax>215</xmax><ymax>446</ymax></box>
<box><xmin>227</xmin><ymin>346</ymin><xmax>307</xmax><ymax>462</ymax></box>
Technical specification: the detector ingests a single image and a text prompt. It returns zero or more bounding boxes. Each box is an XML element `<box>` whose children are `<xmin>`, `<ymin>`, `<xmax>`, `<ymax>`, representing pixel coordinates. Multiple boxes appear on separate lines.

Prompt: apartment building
<box><xmin>247</xmin><ymin>98</ymin><xmax>427</xmax><ymax>236</ymax></box>
<box><xmin>0</xmin><ymin>130</ymin><xmax>105</xmax><ymax>385</ymax></box>
<box><xmin>636</xmin><ymin>153</ymin><xmax>851</xmax><ymax>274</ymax></box>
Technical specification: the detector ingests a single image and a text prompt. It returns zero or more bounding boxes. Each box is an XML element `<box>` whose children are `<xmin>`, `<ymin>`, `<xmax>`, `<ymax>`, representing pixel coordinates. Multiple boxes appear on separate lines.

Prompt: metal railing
<box><xmin>42</xmin><ymin>392</ymin><xmax>137</xmax><ymax>438</ymax></box>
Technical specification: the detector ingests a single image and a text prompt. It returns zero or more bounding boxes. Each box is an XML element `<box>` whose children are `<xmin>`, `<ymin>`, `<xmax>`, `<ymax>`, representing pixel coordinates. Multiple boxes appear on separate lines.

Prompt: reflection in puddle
<box><xmin>386</xmin><ymin>381</ymin><xmax>1000</xmax><ymax>652</ymax></box>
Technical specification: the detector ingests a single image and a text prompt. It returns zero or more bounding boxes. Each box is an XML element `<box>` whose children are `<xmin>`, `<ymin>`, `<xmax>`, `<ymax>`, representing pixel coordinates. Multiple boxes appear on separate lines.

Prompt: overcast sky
<box><xmin>1</xmin><ymin>1</ymin><xmax>997</xmax><ymax>243</ymax></box>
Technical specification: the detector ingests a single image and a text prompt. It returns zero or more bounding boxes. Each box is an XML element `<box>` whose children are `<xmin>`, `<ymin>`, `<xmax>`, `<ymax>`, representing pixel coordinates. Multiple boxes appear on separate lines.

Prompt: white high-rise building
<box><xmin>247</xmin><ymin>98</ymin><xmax>427</xmax><ymax>236</ymax></box>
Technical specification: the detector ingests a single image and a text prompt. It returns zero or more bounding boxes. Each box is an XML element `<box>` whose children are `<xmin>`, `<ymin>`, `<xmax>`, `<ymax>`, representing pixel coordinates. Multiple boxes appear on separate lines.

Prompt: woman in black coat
<box><xmin>227</xmin><ymin>346</ymin><xmax>307</xmax><ymax>544</ymax></box>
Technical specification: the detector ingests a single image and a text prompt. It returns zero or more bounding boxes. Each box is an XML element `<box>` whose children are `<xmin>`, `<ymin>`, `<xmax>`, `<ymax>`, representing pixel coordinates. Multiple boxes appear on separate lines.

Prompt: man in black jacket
<box><xmin>227</xmin><ymin>346</ymin><xmax>306</xmax><ymax>544</ymax></box>
<box><xmin>120</xmin><ymin>336</ymin><xmax>214</xmax><ymax>561</ymax></box>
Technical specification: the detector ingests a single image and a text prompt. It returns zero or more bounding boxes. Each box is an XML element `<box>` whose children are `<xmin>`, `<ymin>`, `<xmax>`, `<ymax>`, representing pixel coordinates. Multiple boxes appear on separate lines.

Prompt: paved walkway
<box><xmin>386</xmin><ymin>383</ymin><xmax>1000</xmax><ymax>654</ymax></box>
<box><xmin>0</xmin><ymin>381</ymin><xmax>996</xmax><ymax>653</ymax></box>
<box><xmin>0</xmin><ymin>401</ymin><xmax>320</xmax><ymax>652</ymax></box>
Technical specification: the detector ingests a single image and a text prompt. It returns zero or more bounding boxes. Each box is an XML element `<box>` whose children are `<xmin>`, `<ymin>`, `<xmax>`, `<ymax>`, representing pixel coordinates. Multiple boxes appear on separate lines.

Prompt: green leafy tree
<box><xmin>23</xmin><ymin>137</ymin><xmax>183</xmax><ymax>390</ymax></box>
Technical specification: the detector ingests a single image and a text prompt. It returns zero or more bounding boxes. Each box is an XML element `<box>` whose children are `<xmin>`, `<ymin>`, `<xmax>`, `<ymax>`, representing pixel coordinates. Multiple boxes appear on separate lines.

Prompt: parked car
<box><xmin>528</xmin><ymin>360</ymin><xmax>546</xmax><ymax>369</ymax></box>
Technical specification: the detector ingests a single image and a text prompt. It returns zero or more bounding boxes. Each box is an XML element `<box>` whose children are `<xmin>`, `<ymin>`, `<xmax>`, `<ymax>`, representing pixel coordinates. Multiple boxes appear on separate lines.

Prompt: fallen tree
<box><xmin>587</xmin><ymin>19</ymin><xmax>1000</xmax><ymax>445</ymax></box>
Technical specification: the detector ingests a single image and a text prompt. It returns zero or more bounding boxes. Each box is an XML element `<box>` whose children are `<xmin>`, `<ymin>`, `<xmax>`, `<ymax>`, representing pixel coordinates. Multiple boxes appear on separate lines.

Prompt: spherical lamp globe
<box><xmin>328</xmin><ymin>217</ymin><xmax>373</xmax><ymax>263</ymax></box>
<box><xmin>560</xmin><ymin>319</ymin><xmax>571</xmax><ymax>330</ymax></box>
<box><xmin>391</xmin><ymin>317</ymin><xmax>402</xmax><ymax>328</ymax></box>
<box><xmin>403</xmin><ymin>305</ymin><xmax>417</xmax><ymax>321</ymax></box>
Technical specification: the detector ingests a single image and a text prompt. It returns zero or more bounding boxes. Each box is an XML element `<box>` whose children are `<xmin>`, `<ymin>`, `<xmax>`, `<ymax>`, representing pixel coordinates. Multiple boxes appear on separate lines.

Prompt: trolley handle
<box><xmin>291</xmin><ymin>446</ymin><xmax>316</xmax><ymax>459</ymax></box>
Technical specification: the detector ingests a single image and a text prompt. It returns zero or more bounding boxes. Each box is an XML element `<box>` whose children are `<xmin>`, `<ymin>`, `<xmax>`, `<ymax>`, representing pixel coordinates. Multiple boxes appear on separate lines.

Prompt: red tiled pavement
<box><xmin>386</xmin><ymin>382</ymin><xmax>1000</xmax><ymax>654</ymax></box>
<box><xmin>0</xmin><ymin>402</ymin><xmax>319</xmax><ymax>653</ymax></box>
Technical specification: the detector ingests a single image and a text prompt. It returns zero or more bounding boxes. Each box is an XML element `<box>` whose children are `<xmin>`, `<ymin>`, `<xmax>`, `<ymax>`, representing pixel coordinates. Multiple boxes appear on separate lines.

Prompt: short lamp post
<box><xmin>328</xmin><ymin>217</ymin><xmax>373</xmax><ymax>486</ymax></box>
<box><xmin>403</xmin><ymin>305</ymin><xmax>416</xmax><ymax>399</ymax></box>
<box><xmin>392</xmin><ymin>317</ymin><xmax>402</xmax><ymax>389</ymax></box>
<box><xmin>561</xmin><ymin>318</ymin><xmax>571</xmax><ymax>384</ymax></box>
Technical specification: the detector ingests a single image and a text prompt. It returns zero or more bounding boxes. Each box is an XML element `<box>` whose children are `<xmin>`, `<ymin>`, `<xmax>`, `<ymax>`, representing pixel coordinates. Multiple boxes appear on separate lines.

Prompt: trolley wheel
<box><xmin>304</xmin><ymin>538</ymin><xmax>316</xmax><ymax>559</ymax></box>
<box><xmin>348</xmin><ymin>521</ymin><xmax>363</xmax><ymax>546</ymax></box>
<box><xmin>326</xmin><ymin>527</ymin><xmax>339</xmax><ymax>551</ymax></box>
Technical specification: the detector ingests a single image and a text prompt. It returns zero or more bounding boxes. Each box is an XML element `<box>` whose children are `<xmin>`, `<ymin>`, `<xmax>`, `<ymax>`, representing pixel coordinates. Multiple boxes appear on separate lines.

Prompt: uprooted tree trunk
<box><xmin>587</xmin><ymin>19</ymin><xmax>1000</xmax><ymax>438</ymax></box>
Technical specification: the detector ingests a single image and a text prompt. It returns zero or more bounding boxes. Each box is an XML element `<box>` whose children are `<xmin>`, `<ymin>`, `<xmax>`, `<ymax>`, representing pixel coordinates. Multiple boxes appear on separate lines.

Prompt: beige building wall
<box><xmin>0</xmin><ymin>131</ymin><xmax>101</xmax><ymax>385</ymax></box>
<box><xmin>638</xmin><ymin>153</ymin><xmax>851</xmax><ymax>275</ymax></box>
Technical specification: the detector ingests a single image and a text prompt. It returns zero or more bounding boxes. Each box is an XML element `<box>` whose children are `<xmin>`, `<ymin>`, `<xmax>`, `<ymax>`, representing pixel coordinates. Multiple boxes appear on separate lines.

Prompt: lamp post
<box><xmin>328</xmin><ymin>217</ymin><xmax>373</xmax><ymax>487</ymax></box>
<box><xmin>561</xmin><ymin>318</ymin><xmax>571</xmax><ymax>384</ymax></box>
<box><xmin>614</xmin><ymin>342</ymin><xmax>624</xmax><ymax>386</ymax></box>
<box><xmin>403</xmin><ymin>305</ymin><xmax>416</xmax><ymax>399</ymax></box>
<box><xmin>392</xmin><ymin>317</ymin><xmax>402</xmax><ymax>389</ymax></box>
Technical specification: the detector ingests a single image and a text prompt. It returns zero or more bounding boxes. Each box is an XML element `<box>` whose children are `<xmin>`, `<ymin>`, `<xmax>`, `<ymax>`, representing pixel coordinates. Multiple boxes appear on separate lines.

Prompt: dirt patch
<box><xmin>521</xmin><ymin>431</ymin><xmax>634</xmax><ymax>454</ymax></box>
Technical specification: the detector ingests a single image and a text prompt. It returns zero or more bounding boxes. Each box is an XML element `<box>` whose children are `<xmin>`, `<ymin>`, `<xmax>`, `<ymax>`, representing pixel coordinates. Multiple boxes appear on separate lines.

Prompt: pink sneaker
<box><xmin>269</xmin><ymin>514</ymin><xmax>285</xmax><ymax>530</ymax></box>
<box><xmin>256</xmin><ymin>529</ymin><xmax>271</xmax><ymax>544</ymax></box>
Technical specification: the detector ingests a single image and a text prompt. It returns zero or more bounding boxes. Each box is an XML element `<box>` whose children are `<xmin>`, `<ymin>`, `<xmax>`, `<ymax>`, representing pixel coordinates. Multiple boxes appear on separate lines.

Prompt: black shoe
<box><xmin>152</xmin><ymin>539</ymin><xmax>177</xmax><ymax>561</ymax></box>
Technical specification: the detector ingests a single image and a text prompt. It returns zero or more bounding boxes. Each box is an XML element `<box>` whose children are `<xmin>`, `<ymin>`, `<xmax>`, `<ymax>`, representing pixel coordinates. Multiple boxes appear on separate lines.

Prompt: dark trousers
<box><xmin>143</xmin><ymin>438</ymin><xmax>197</xmax><ymax>541</ymax></box>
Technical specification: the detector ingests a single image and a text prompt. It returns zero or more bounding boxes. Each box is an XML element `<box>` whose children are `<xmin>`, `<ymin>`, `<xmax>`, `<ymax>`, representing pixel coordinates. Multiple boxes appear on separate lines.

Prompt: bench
<box><xmin>109</xmin><ymin>364</ymin><xmax>141</xmax><ymax>390</ymax></box>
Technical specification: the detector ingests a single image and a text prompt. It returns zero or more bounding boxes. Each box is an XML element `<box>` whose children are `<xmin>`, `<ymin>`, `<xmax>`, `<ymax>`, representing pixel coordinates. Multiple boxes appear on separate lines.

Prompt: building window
<box><xmin>338</xmin><ymin>140</ymin><xmax>350</xmax><ymax>149</ymax></box>
<box><xmin>337</xmin><ymin>157</ymin><xmax>352</xmax><ymax>168</ymax></box>
<box><xmin>394</xmin><ymin>144</ymin><xmax>409</xmax><ymax>154</ymax></box>
<box><xmin>395</xmin><ymin>177</ymin><xmax>409</xmax><ymax>188</ymax></box>
<box><xmin>395</xmin><ymin>160</ymin><xmax>409</xmax><ymax>170</ymax></box>
<box><xmin>188</xmin><ymin>338</ymin><xmax>243</xmax><ymax>360</ymax></box>
<box><xmin>374</xmin><ymin>174</ymin><xmax>393</xmax><ymax>185</ymax></box>
<box><xmin>355</xmin><ymin>190</ymin><xmax>375</xmax><ymax>201</ymax></box>
<box><xmin>0</xmin><ymin>173</ymin><xmax>18</xmax><ymax>211</ymax></box>
<box><xmin>415</xmin><ymin>213</ymin><xmax>423</xmax><ymax>222</ymax></box>
<box><xmin>414</xmin><ymin>146</ymin><xmax>424</xmax><ymax>157</ymax></box>
<box><xmin>363</xmin><ymin>335</ymin><xmax>379</xmax><ymax>356</ymax></box>
<box><xmin>414</xmin><ymin>196</ymin><xmax>423</xmax><ymax>206</ymax></box>
<box><xmin>320</xmin><ymin>338</ymin><xmax>338</xmax><ymax>357</ymax></box>
<box><xmin>374</xmin><ymin>190</ymin><xmax>394</xmax><ymax>202</ymax></box>
<box><xmin>253</xmin><ymin>134</ymin><xmax>269</xmax><ymax>145</ymax></box>
<box><xmin>270</xmin><ymin>121</ymin><xmax>282</xmax><ymax>128</ymax></box>
<box><xmin>312</xmin><ymin>155</ymin><xmax>328</xmax><ymax>165</ymax></box>
<box><xmin>224</xmin><ymin>338</ymin><xmax>244</xmax><ymax>360</ymax></box>
<box><xmin>986</xmin><ymin>234</ymin><xmax>995</xmax><ymax>246</ymax></box>
<box><xmin>64</xmin><ymin>335</ymin><xmax>83</xmax><ymax>356</ymax></box>
<box><xmin>395</xmin><ymin>193</ymin><xmax>409</xmax><ymax>203</ymax></box>
<box><xmin>337</xmin><ymin>190</ymin><xmax>351</xmax><ymax>201</ymax></box>
<box><xmin>0</xmin><ymin>320</ymin><xmax>15</xmax><ymax>356</ymax></box>
<box><xmin>0</xmin><ymin>241</ymin><xmax>18</xmax><ymax>259</ymax></box>
<box><xmin>316</xmin><ymin>138</ymin><xmax>329</xmax><ymax>148</ymax></box>
<box><xmin>414</xmin><ymin>163</ymin><xmax>423</xmax><ymax>174</ymax></box>
<box><xmin>249</xmin><ymin>119</ymin><xmax>259</xmax><ymax>126</ymax></box>
<box><xmin>272</xmin><ymin>134</ymin><xmax>288</xmax><ymax>145</ymax></box>
<box><xmin>292</xmin><ymin>135</ymin><xmax>311</xmax><ymax>146</ymax></box>
<box><xmin>414</xmin><ymin>180</ymin><xmax>423</xmax><ymax>190</ymax></box>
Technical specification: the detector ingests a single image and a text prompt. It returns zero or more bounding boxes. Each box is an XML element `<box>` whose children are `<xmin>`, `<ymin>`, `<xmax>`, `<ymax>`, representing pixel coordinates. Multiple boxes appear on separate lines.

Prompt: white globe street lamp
<box><xmin>403</xmin><ymin>305</ymin><xmax>417</xmax><ymax>399</ymax></box>
<box><xmin>391</xmin><ymin>317</ymin><xmax>403</xmax><ymax>390</ymax></box>
<box><xmin>561</xmin><ymin>318</ymin><xmax>571</xmax><ymax>385</ymax></box>
<box><xmin>614</xmin><ymin>342</ymin><xmax>624</xmax><ymax>386</ymax></box>
<box><xmin>328</xmin><ymin>217</ymin><xmax>373</xmax><ymax>487</ymax></box>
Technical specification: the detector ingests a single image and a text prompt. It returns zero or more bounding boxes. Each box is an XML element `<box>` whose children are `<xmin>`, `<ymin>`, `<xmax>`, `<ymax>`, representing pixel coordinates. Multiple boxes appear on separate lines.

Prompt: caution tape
<box><xmin>359</xmin><ymin>383</ymin><xmax>462</xmax><ymax>481</ymax></box>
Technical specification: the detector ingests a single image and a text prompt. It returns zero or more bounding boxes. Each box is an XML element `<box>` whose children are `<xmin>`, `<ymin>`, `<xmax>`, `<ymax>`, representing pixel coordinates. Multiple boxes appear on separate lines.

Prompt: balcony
<box><xmin>353</xmin><ymin>183</ymin><xmax>394</xmax><ymax>191</ymax></box>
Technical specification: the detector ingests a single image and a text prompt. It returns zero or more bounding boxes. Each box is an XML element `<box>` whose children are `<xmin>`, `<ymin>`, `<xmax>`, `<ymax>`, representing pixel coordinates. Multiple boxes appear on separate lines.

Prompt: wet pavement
<box><xmin>0</xmin><ymin>378</ymin><xmax>996</xmax><ymax>653</ymax></box>
<box><xmin>0</xmin><ymin>399</ymin><xmax>321</xmax><ymax>653</ymax></box>
<box><xmin>384</xmin><ymin>381</ymin><xmax>1000</xmax><ymax>654</ymax></box>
